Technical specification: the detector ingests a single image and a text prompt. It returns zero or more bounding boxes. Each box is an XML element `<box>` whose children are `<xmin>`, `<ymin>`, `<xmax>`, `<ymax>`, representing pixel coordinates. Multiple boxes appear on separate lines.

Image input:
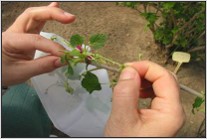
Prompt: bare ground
<box><xmin>2</xmin><ymin>2</ymin><xmax>205</xmax><ymax>137</ymax></box>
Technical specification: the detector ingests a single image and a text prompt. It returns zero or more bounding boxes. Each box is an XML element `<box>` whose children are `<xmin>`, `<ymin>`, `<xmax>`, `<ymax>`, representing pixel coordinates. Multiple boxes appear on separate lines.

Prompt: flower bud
<box><xmin>85</xmin><ymin>55</ymin><xmax>93</xmax><ymax>64</ymax></box>
<box><xmin>76</xmin><ymin>45</ymin><xmax>83</xmax><ymax>53</ymax></box>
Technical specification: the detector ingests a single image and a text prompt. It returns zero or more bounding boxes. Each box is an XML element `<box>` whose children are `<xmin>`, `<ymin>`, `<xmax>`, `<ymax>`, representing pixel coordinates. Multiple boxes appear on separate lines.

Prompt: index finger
<box><xmin>7</xmin><ymin>6</ymin><xmax>75</xmax><ymax>33</ymax></box>
<box><xmin>22</xmin><ymin>6</ymin><xmax>75</xmax><ymax>23</ymax></box>
<box><xmin>4</xmin><ymin>32</ymin><xmax>65</xmax><ymax>57</ymax></box>
<box><xmin>128</xmin><ymin>61</ymin><xmax>180</xmax><ymax>102</ymax></box>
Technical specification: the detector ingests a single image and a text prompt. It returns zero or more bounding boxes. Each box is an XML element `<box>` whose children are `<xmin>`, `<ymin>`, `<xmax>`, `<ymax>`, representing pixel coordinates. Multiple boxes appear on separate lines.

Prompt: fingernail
<box><xmin>54</xmin><ymin>58</ymin><xmax>65</xmax><ymax>67</ymax></box>
<box><xmin>119</xmin><ymin>67</ymin><xmax>137</xmax><ymax>80</ymax></box>
<box><xmin>64</xmin><ymin>12</ymin><xmax>75</xmax><ymax>17</ymax></box>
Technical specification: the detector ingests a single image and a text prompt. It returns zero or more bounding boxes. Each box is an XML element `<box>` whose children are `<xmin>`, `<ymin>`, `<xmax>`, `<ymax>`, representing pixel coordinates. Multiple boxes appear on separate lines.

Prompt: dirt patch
<box><xmin>2</xmin><ymin>2</ymin><xmax>205</xmax><ymax>137</ymax></box>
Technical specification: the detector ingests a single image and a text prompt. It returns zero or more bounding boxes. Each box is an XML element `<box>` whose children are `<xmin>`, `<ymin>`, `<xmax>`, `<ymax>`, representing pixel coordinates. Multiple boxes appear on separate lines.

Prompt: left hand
<box><xmin>2</xmin><ymin>2</ymin><xmax>76</xmax><ymax>86</ymax></box>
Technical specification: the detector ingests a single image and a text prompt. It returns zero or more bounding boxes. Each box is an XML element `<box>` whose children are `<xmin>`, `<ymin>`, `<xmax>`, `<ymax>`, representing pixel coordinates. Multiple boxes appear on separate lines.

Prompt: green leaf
<box><xmin>154</xmin><ymin>28</ymin><xmax>164</xmax><ymax>41</ymax></box>
<box><xmin>162</xmin><ymin>2</ymin><xmax>175</xmax><ymax>11</ymax></box>
<box><xmin>70</xmin><ymin>49</ymin><xmax>81</xmax><ymax>57</ymax></box>
<box><xmin>70</xmin><ymin>34</ymin><xmax>84</xmax><ymax>47</ymax></box>
<box><xmin>89</xmin><ymin>34</ymin><xmax>107</xmax><ymax>49</ymax></box>
<box><xmin>180</xmin><ymin>39</ymin><xmax>188</xmax><ymax>48</ymax></box>
<box><xmin>60</xmin><ymin>55</ymin><xmax>66</xmax><ymax>64</ymax></box>
<box><xmin>81</xmin><ymin>71</ymin><xmax>101</xmax><ymax>94</ymax></box>
<box><xmin>141</xmin><ymin>12</ymin><xmax>158</xmax><ymax>25</ymax></box>
<box><xmin>119</xmin><ymin>2</ymin><xmax>139</xmax><ymax>9</ymax></box>
<box><xmin>64</xmin><ymin>82</ymin><xmax>74</xmax><ymax>94</ymax></box>
<box><xmin>66</xmin><ymin>65</ymin><xmax>74</xmax><ymax>75</ymax></box>
<box><xmin>125</xmin><ymin>2</ymin><xmax>138</xmax><ymax>8</ymax></box>
<box><xmin>171</xmin><ymin>27</ymin><xmax>179</xmax><ymax>34</ymax></box>
<box><xmin>60</xmin><ymin>54</ymin><xmax>69</xmax><ymax>64</ymax></box>
<box><xmin>192</xmin><ymin>96</ymin><xmax>204</xmax><ymax>114</ymax></box>
<box><xmin>193</xmin><ymin>97</ymin><xmax>204</xmax><ymax>109</ymax></box>
<box><xmin>163</xmin><ymin>35</ymin><xmax>172</xmax><ymax>45</ymax></box>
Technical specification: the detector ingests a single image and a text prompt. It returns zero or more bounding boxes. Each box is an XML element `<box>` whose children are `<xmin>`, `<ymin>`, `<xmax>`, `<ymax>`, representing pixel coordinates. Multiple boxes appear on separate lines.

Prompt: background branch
<box><xmin>188</xmin><ymin>46</ymin><xmax>205</xmax><ymax>53</ymax></box>
<box><xmin>166</xmin><ymin>9</ymin><xmax>205</xmax><ymax>48</ymax></box>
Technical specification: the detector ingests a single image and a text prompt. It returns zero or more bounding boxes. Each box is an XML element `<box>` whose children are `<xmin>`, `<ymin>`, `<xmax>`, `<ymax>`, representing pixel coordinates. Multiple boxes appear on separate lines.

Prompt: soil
<box><xmin>2</xmin><ymin>2</ymin><xmax>205</xmax><ymax>137</ymax></box>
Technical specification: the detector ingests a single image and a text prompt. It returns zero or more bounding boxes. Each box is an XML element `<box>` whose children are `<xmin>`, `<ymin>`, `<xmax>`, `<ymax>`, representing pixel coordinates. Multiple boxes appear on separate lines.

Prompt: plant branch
<box><xmin>166</xmin><ymin>9</ymin><xmax>205</xmax><ymax>48</ymax></box>
<box><xmin>143</xmin><ymin>3</ymin><xmax>147</xmax><ymax>13</ymax></box>
<box><xmin>179</xmin><ymin>84</ymin><xmax>204</xmax><ymax>98</ymax></box>
<box><xmin>134</xmin><ymin>7</ymin><xmax>143</xmax><ymax>14</ymax></box>
<box><xmin>188</xmin><ymin>46</ymin><xmax>205</xmax><ymax>53</ymax></box>
<box><xmin>178</xmin><ymin>10</ymin><xmax>204</xmax><ymax>34</ymax></box>
<box><xmin>188</xmin><ymin>30</ymin><xmax>205</xmax><ymax>47</ymax></box>
<box><xmin>155</xmin><ymin>3</ymin><xmax>161</xmax><ymax>15</ymax></box>
<box><xmin>183</xmin><ymin>2</ymin><xmax>194</xmax><ymax>14</ymax></box>
<box><xmin>146</xmin><ymin>2</ymin><xmax>163</xmax><ymax>13</ymax></box>
<box><xmin>197</xmin><ymin>118</ymin><xmax>205</xmax><ymax>137</ymax></box>
<box><xmin>91</xmin><ymin>62</ymin><xmax>120</xmax><ymax>73</ymax></box>
<box><xmin>92</xmin><ymin>61</ymin><xmax>203</xmax><ymax>98</ymax></box>
<box><xmin>154</xmin><ymin>23</ymin><xmax>160</xmax><ymax>29</ymax></box>
<box><xmin>184</xmin><ymin>24</ymin><xmax>197</xmax><ymax>37</ymax></box>
<box><xmin>170</xmin><ymin>9</ymin><xmax>176</xmax><ymax>28</ymax></box>
<box><xmin>94</xmin><ymin>54</ymin><xmax>122</xmax><ymax>67</ymax></box>
<box><xmin>197</xmin><ymin>31</ymin><xmax>205</xmax><ymax>40</ymax></box>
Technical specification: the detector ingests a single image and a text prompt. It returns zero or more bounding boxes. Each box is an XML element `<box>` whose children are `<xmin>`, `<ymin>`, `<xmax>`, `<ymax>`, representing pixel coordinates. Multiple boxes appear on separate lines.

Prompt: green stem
<box><xmin>91</xmin><ymin>62</ymin><xmax>120</xmax><ymax>73</ymax></box>
<box><xmin>94</xmin><ymin>54</ymin><xmax>122</xmax><ymax>67</ymax></box>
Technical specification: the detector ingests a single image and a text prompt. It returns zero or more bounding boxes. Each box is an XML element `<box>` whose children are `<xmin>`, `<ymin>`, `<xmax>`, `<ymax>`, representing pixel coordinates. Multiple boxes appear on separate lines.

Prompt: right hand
<box><xmin>105</xmin><ymin>61</ymin><xmax>185</xmax><ymax>137</ymax></box>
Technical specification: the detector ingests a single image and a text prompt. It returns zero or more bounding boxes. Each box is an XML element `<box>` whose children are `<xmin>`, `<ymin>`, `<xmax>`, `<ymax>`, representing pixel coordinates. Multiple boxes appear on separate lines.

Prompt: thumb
<box><xmin>111</xmin><ymin>67</ymin><xmax>141</xmax><ymax>122</ymax></box>
<box><xmin>25</xmin><ymin>56</ymin><xmax>63</xmax><ymax>77</ymax></box>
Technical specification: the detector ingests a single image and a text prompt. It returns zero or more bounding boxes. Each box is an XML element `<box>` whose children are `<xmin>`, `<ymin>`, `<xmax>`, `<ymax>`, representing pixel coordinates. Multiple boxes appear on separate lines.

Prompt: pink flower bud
<box><xmin>76</xmin><ymin>45</ymin><xmax>83</xmax><ymax>53</ymax></box>
<box><xmin>87</xmin><ymin>55</ymin><xmax>93</xmax><ymax>61</ymax></box>
<box><xmin>85</xmin><ymin>55</ymin><xmax>93</xmax><ymax>64</ymax></box>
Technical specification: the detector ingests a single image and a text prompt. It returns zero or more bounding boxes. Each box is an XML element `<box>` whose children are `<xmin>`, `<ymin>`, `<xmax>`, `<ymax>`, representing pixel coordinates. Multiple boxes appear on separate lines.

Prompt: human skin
<box><xmin>2</xmin><ymin>2</ymin><xmax>75</xmax><ymax>86</ymax></box>
<box><xmin>2</xmin><ymin>2</ymin><xmax>185</xmax><ymax>137</ymax></box>
<box><xmin>104</xmin><ymin>61</ymin><xmax>185</xmax><ymax>137</ymax></box>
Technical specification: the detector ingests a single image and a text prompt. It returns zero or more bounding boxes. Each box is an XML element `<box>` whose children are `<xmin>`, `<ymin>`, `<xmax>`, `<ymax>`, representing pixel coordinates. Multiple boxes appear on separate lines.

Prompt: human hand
<box><xmin>2</xmin><ymin>2</ymin><xmax>75</xmax><ymax>86</ymax></box>
<box><xmin>104</xmin><ymin>61</ymin><xmax>185</xmax><ymax>137</ymax></box>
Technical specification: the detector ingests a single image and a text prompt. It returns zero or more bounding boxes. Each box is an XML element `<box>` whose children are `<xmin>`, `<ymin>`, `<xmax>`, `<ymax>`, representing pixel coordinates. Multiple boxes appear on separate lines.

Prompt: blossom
<box><xmin>76</xmin><ymin>45</ymin><xmax>83</xmax><ymax>53</ymax></box>
<box><xmin>85</xmin><ymin>55</ymin><xmax>93</xmax><ymax>64</ymax></box>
